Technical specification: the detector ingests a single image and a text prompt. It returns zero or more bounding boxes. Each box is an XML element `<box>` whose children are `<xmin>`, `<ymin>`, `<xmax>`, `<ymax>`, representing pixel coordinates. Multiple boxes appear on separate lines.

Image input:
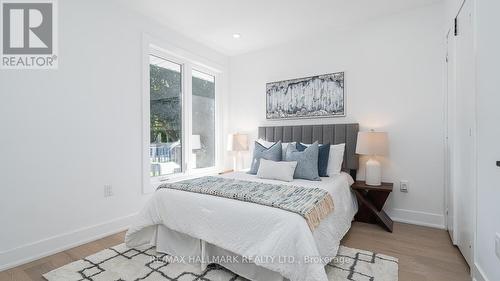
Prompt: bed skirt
<box><xmin>154</xmin><ymin>225</ymin><xmax>285</xmax><ymax>281</ymax></box>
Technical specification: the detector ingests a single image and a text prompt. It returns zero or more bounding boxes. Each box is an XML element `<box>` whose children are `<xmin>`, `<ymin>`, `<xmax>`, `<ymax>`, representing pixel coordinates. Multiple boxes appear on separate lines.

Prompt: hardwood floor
<box><xmin>342</xmin><ymin>222</ymin><xmax>471</xmax><ymax>281</ymax></box>
<box><xmin>0</xmin><ymin>233</ymin><xmax>125</xmax><ymax>281</ymax></box>
<box><xmin>0</xmin><ymin>222</ymin><xmax>470</xmax><ymax>281</ymax></box>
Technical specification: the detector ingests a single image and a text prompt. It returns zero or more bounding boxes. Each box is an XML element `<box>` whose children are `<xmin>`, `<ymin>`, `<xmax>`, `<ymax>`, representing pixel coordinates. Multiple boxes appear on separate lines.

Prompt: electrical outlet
<box><xmin>400</xmin><ymin>180</ymin><xmax>409</xmax><ymax>192</ymax></box>
<box><xmin>495</xmin><ymin>233</ymin><xmax>500</xmax><ymax>260</ymax></box>
<box><xmin>104</xmin><ymin>185</ymin><xmax>113</xmax><ymax>197</ymax></box>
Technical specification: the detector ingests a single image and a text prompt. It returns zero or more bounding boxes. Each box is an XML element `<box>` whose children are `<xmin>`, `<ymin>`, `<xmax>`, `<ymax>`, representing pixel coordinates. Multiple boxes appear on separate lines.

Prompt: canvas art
<box><xmin>266</xmin><ymin>72</ymin><xmax>345</xmax><ymax>119</ymax></box>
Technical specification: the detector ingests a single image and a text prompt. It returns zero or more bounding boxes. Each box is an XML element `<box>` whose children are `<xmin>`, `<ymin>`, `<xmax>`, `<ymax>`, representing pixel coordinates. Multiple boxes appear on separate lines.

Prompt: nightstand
<box><xmin>351</xmin><ymin>181</ymin><xmax>394</xmax><ymax>232</ymax></box>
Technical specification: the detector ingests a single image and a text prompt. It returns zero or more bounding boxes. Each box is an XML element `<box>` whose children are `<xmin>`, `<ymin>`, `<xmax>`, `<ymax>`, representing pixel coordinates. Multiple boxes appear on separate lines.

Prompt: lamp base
<box><xmin>232</xmin><ymin>151</ymin><xmax>242</xmax><ymax>171</ymax></box>
<box><xmin>365</xmin><ymin>157</ymin><xmax>382</xmax><ymax>186</ymax></box>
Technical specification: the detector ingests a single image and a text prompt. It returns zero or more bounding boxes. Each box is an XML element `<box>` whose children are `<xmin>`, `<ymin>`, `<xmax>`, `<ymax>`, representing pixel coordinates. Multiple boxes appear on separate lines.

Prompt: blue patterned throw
<box><xmin>158</xmin><ymin>176</ymin><xmax>334</xmax><ymax>230</ymax></box>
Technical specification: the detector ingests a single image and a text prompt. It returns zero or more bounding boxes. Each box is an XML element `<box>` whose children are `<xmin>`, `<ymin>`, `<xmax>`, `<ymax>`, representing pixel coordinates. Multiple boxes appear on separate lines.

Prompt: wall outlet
<box><xmin>400</xmin><ymin>180</ymin><xmax>409</xmax><ymax>192</ymax></box>
<box><xmin>104</xmin><ymin>185</ymin><xmax>113</xmax><ymax>197</ymax></box>
<box><xmin>495</xmin><ymin>233</ymin><xmax>500</xmax><ymax>260</ymax></box>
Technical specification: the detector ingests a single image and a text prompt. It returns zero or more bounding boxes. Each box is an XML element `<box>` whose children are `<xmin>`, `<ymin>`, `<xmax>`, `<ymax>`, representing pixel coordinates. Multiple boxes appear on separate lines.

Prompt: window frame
<box><xmin>142</xmin><ymin>35</ymin><xmax>223</xmax><ymax>193</ymax></box>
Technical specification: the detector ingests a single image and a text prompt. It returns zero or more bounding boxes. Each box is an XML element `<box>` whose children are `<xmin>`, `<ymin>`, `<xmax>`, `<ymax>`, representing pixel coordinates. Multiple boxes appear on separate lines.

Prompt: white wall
<box><xmin>0</xmin><ymin>0</ymin><xmax>228</xmax><ymax>270</ymax></box>
<box><xmin>228</xmin><ymin>3</ymin><xmax>446</xmax><ymax>228</ymax></box>
<box><xmin>474</xmin><ymin>0</ymin><xmax>500</xmax><ymax>280</ymax></box>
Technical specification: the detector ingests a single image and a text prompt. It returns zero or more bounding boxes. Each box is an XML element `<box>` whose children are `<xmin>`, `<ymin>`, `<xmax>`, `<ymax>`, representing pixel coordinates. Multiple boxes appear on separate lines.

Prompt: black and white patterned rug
<box><xmin>43</xmin><ymin>243</ymin><xmax>398</xmax><ymax>281</ymax></box>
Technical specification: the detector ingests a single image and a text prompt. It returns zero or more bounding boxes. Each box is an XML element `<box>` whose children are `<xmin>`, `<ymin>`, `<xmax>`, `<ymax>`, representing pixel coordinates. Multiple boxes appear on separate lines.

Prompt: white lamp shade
<box><xmin>227</xmin><ymin>133</ymin><xmax>249</xmax><ymax>151</ymax></box>
<box><xmin>356</xmin><ymin>131</ymin><xmax>389</xmax><ymax>156</ymax></box>
<box><xmin>191</xmin><ymin>135</ymin><xmax>201</xmax><ymax>150</ymax></box>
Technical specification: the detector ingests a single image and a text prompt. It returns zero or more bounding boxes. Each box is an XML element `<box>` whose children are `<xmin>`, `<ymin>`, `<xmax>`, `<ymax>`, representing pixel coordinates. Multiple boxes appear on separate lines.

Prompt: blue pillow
<box><xmin>285</xmin><ymin>142</ymin><xmax>321</xmax><ymax>181</ymax></box>
<box><xmin>296</xmin><ymin>142</ymin><xmax>330</xmax><ymax>177</ymax></box>
<box><xmin>248</xmin><ymin>141</ymin><xmax>282</xmax><ymax>174</ymax></box>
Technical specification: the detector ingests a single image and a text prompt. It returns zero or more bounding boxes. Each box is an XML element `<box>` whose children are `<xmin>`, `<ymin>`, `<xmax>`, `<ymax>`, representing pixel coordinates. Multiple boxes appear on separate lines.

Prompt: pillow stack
<box><xmin>249</xmin><ymin>139</ymin><xmax>346</xmax><ymax>182</ymax></box>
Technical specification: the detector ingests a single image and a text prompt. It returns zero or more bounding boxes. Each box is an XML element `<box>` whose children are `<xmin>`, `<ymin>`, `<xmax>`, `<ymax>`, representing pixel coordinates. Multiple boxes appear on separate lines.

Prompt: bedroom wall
<box><xmin>0</xmin><ymin>0</ymin><xmax>229</xmax><ymax>270</ymax></box>
<box><xmin>227</xmin><ymin>3</ymin><xmax>446</xmax><ymax>228</ymax></box>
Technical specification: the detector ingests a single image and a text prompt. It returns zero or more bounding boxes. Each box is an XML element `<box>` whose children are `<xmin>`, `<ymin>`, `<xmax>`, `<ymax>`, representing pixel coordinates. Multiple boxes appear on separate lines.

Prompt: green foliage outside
<box><xmin>150</xmin><ymin>64</ymin><xmax>181</xmax><ymax>143</ymax></box>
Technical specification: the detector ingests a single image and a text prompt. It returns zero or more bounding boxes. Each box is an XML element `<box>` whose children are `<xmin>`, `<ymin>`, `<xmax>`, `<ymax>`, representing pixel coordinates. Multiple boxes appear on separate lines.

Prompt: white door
<box><xmin>453</xmin><ymin>0</ymin><xmax>475</xmax><ymax>266</ymax></box>
<box><xmin>445</xmin><ymin>30</ymin><xmax>456</xmax><ymax>244</ymax></box>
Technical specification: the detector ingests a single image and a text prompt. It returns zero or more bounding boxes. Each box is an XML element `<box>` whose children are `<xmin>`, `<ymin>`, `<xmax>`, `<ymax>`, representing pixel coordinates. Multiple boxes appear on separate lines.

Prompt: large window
<box><xmin>144</xmin><ymin>44</ymin><xmax>220</xmax><ymax>190</ymax></box>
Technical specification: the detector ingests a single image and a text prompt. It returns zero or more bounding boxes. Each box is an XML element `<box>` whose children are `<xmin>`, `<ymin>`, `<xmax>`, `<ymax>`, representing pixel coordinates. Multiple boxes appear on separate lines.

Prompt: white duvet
<box><xmin>125</xmin><ymin>172</ymin><xmax>357</xmax><ymax>281</ymax></box>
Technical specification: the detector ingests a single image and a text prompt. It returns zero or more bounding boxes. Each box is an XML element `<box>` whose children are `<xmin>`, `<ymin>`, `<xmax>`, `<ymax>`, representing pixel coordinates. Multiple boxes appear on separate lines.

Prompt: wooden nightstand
<box><xmin>351</xmin><ymin>181</ymin><xmax>394</xmax><ymax>232</ymax></box>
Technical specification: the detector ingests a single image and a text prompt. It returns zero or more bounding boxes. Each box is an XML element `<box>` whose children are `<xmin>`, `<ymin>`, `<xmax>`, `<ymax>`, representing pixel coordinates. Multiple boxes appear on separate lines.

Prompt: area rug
<box><xmin>43</xmin><ymin>243</ymin><xmax>398</xmax><ymax>281</ymax></box>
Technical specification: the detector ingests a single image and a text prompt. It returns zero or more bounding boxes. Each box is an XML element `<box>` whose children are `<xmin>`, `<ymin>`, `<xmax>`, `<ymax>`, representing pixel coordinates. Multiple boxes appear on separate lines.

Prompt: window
<box><xmin>149</xmin><ymin>55</ymin><xmax>183</xmax><ymax>177</ymax></box>
<box><xmin>191</xmin><ymin>70</ymin><xmax>215</xmax><ymax>169</ymax></box>
<box><xmin>143</xmin><ymin>42</ymin><xmax>221</xmax><ymax>191</ymax></box>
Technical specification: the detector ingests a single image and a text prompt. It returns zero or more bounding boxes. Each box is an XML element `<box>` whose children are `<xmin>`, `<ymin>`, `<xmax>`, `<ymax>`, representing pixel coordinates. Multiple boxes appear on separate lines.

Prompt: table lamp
<box><xmin>227</xmin><ymin>133</ymin><xmax>249</xmax><ymax>171</ymax></box>
<box><xmin>356</xmin><ymin>130</ymin><xmax>389</xmax><ymax>186</ymax></box>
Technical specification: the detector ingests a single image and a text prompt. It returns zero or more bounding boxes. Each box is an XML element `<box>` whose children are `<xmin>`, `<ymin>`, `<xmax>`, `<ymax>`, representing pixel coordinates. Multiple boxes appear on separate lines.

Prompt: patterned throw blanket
<box><xmin>158</xmin><ymin>176</ymin><xmax>334</xmax><ymax>231</ymax></box>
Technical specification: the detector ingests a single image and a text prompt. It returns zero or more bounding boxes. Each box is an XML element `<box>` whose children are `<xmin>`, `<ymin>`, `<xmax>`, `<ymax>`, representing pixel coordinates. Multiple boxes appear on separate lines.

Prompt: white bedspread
<box><xmin>125</xmin><ymin>172</ymin><xmax>357</xmax><ymax>281</ymax></box>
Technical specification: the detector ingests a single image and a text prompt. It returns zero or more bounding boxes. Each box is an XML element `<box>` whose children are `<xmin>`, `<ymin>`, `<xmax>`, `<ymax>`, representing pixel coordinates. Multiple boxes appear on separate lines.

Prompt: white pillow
<box><xmin>257</xmin><ymin>139</ymin><xmax>295</xmax><ymax>160</ymax></box>
<box><xmin>327</xmin><ymin>143</ymin><xmax>346</xmax><ymax>176</ymax></box>
<box><xmin>257</xmin><ymin>159</ymin><xmax>297</xmax><ymax>182</ymax></box>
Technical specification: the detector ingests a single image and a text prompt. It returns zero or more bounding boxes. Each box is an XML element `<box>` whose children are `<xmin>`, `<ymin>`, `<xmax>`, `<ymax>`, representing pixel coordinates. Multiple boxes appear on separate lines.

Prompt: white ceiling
<box><xmin>118</xmin><ymin>0</ymin><xmax>442</xmax><ymax>56</ymax></box>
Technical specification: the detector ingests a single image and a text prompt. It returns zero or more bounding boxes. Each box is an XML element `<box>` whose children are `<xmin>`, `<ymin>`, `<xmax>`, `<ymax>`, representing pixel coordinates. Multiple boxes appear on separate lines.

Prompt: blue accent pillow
<box><xmin>285</xmin><ymin>142</ymin><xmax>321</xmax><ymax>181</ymax></box>
<box><xmin>296</xmin><ymin>142</ymin><xmax>331</xmax><ymax>177</ymax></box>
<box><xmin>248</xmin><ymin>141</ymin><xmax>282</xmax><ymax>174</ymax></box>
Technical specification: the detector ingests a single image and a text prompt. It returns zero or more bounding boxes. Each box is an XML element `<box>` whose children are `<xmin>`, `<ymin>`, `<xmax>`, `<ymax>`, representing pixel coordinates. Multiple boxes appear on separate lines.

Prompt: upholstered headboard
<box><xmin>258</xmin><ymin>124</ymin><xmax>359</xmax><ymax>178</ymax></box>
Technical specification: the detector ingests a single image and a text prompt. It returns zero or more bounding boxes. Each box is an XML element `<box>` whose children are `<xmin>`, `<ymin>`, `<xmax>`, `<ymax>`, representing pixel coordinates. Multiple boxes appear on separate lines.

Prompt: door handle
<box><xmin>497</xmin><ymin>161</ymin><xmax>500</xmax><ymax>167</ymax></box>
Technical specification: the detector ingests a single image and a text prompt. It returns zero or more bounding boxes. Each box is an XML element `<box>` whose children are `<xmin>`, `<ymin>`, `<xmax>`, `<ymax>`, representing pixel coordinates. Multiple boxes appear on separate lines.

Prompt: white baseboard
<box><xmin>473</xmin><ymin>263</ymin><xmax>489</xmax><ymax>281</ymax></box>
<box><xmin>0</xmin><ymin>213</ymin><xmax>137</xmax><ymax>272</ymax></box>
<box><xmin>386</xmin><ymin>208</ymin><xmax>446</xmax><ymax>229</ymax></box>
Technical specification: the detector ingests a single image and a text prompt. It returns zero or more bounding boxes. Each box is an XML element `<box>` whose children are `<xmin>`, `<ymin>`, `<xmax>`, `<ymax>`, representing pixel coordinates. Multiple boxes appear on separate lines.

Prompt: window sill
<box><xmin>147</xmin><ymin>167</ymin><xmax>221</xmax><ymax>192</ymax></box>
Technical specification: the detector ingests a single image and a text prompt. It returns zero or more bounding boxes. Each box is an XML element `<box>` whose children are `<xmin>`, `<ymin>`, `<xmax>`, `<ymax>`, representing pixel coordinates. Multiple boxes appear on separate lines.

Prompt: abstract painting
<box><xmin>266</xmin><ymin>72</ymin><xmax>345</xmax><ymax>119</ymax></box>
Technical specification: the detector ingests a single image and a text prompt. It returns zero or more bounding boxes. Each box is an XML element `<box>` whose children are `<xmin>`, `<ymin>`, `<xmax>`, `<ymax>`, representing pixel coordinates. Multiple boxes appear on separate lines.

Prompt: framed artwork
<box><xmin>266</xmin><ymin>72</ymin><xmax>345</xmax><ymax>119</ymax></box>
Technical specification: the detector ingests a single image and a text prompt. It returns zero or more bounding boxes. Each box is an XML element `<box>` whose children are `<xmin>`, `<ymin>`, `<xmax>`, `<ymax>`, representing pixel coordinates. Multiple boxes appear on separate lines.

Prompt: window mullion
<box><xmin>183</xmin><ymin>62</ymin><xmax>193</xmax><ymax>174</ymax></box>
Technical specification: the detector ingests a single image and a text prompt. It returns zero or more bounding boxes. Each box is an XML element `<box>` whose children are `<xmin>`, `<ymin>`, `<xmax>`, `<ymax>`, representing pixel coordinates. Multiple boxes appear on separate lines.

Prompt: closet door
<box><xmin>445</xmin><ymin>30</ymin><xmax>456</xmax><ymax>244</ymax></box>
<box><xmin>454</xmin><ymin>0</ymin><xmax>475</xmax><ymax>266</ymax></box>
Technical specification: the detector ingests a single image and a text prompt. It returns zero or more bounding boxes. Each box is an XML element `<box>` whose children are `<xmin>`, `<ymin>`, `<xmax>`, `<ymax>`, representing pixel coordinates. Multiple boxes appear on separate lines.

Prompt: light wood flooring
<box><xmin>342</xmin><ymin>222</ymin><xmax>471</xmax><ymax>281</ymax></box>
<box><xmin>0</xmin><ymin>222</ymin><xmax>471</xmax><ymax>281</ymax></box>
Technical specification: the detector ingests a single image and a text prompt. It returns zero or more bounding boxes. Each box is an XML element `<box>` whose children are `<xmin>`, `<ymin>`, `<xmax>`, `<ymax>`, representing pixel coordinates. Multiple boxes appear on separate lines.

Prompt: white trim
<box><xmin>386</xmin><ymin>208</ymin><xmax>446</xmax><ymax>229</ymax></box>
<box><xmin>142</xmin><ymin>33</ymin><xmax>153</xmax><ymax>193</ymax></box>
<box><xmin>0</xmin><ymin>213</ymin><xmax>137</xmax><ymax>271</ymax></box>
<box><xmin>145</xmin><ymin>33</ymin><xmax>224</xmax><ymax>74</ymax></box>
<box><xmin>473</xmin><ymin>263</ymin><xmax>489</xmax><ymax>281</ymax></box>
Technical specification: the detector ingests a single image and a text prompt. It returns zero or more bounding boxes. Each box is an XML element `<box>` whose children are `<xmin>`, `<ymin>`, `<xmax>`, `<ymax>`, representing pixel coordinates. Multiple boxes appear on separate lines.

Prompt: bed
<box><xmin>126</xmin><ymin>124</ymin><xmax>359</xmax><ymax>281</ymax></box>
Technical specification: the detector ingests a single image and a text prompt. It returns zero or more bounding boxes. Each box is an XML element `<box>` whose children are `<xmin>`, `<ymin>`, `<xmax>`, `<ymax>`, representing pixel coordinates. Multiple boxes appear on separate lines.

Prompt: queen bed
<box><xmin>126</xmin><ymin>124</ymin><xmax>359</xmax><ymax>281</ymax></box>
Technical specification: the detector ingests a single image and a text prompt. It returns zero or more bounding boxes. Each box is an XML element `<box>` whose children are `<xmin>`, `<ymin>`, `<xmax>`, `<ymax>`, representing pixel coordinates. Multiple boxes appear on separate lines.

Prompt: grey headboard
<box><xmin>258</xmin><ymin>124</ymin><xmax>359</xmax><ymax>177</ymax></box>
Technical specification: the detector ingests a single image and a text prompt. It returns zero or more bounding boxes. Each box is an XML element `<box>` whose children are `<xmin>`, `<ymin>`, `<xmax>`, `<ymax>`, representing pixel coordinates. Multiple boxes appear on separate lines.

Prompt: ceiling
<box><xmin>117</xmin><ymin>0</ymin><xmax>442</xmax><ymax>56</ymax></box>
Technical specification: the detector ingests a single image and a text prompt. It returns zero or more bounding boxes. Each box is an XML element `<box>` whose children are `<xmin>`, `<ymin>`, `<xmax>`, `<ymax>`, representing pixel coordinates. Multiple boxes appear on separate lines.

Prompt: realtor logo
<box><xmin>1</xmin><ymin>0</ymin><xmax>58</xmax><ymax>69</ymax></box>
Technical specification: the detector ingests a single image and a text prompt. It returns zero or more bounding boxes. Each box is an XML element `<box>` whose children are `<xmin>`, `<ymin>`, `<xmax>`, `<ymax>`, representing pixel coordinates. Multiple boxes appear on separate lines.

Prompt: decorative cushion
<box><xmin>248</xmin><ymin>141</ymin><xmax>282</xmax><ymax>174</ymax></box>
<box><xmin>285</xmin><ymin>142</ymin><xmax>321</xmax><ymax>181</ymax></box>
<box><xmin>257</xmin><ymin>159</ymin><xmax>298</xmax><ymax>182</ymax></box>
<box><xmin>257</xmin><ymin>139</ymin><xmax>295</xmax><ymax>160</ymax></box>
<box><xmin>327</xmin><ymin>143</ymin><xmax>346</xmax><ymax>176</ymax></box>
<box><xmin>296</xmin><ymin>142</ymin><xmax>331</xmax><ymax>177</ymax></box>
